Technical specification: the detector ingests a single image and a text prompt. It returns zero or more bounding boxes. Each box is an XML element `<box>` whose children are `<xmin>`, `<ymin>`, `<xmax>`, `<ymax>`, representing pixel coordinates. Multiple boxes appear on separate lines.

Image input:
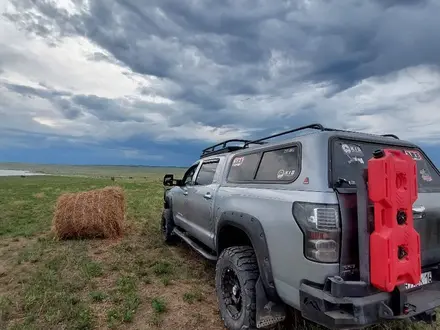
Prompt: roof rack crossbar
<box><xmin>202</xmin><ymin>139</ymin><xmax>250</xmax><ymax>154</ymax></box>
<box><xmin>200</xmin><ymin>139</ymin><xmax>267</xmax><ymax>158</ymax></box>
<box><xmin>243</xmin><ymin>123</ymin><xmax>325</xmax><ymax>147</ymax></box>
<box><xmin>381</xmin><ymin>134</ymin><xmax>400</xmax><ymax>139</ymax></box>
<box><xmin>322</xmin><ymin>128</ymin><xmax>400</xmax><ymax>140</ymax></box>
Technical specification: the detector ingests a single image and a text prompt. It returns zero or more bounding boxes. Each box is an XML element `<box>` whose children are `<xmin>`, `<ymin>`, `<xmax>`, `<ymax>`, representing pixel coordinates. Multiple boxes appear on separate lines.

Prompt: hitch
<box><xmin>412</xmin><ymin>309</ymin><xmax>437</xmax><ymax>325</ymax></box>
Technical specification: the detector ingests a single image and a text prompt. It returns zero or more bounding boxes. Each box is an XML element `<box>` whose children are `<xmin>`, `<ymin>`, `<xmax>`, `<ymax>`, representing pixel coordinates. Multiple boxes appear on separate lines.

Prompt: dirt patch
<box><xmin>0</xmin><ymin>237</ymin><xmax>36</xmax><ymax>301</ymax></box>
<box><xmin>34</xmin><ymin>192</ymin><xmax>45</xmax><ymax>199</ymax></box>
<box><xmin>127</xmin><ymin>279</ymin><xmax>225</xmax><ymax>330</ymax></box>
<box><xmin>0</xmin><ymin>237</ymin><xmax>34</xmax><ymax>273</ymax></box>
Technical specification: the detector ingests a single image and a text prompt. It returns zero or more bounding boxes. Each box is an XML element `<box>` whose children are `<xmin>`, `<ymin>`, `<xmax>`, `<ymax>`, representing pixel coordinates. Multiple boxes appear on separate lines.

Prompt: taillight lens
<box><xmin>293</xmin><ymin>202</ymin><xmax>341</xmax><ymax>263</ymax></box>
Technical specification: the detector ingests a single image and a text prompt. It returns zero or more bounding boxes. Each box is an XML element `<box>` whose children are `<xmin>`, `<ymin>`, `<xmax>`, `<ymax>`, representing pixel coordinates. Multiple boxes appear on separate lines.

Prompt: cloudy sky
<box><xmin>1</xmin><ymin>0</ymin><xmax>440</xmax><ymax>167</ymax></box>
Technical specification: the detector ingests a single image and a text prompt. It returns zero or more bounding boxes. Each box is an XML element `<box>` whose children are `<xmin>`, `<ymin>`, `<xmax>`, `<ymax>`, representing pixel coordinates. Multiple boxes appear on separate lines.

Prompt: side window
<box><xmin>255</xmin><ymin>146</ymin><xmax>300</xmax><ymax>181</ymax></box>
<box><xmin>195</xmin><ymin>161</ymin><xmax>219</xmax><ymax>185</ymax></box>
<box><xmin>182</xmin><ymin>164</ymin><xmax>199</xmax><ymax>185</ymax></box>
<box><xmin>227</xmin><ymin>153</ymin><xmax>261</xmax><ymax>182</ymax></box>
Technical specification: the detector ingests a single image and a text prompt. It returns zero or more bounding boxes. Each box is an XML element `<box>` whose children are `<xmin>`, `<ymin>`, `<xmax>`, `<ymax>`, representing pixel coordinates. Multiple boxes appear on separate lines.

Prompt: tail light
<box><xmin>293</xmin><ymin>202</ymin><xmax>341</xmax><ymax>263</ymax></box>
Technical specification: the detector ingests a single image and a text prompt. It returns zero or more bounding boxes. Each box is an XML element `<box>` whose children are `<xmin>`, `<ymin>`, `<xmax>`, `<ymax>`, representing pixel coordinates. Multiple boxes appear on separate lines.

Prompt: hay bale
<box><xmin>52</xmin><ymin>186</ymin><xmax>125</xmax><ymax>239</ymax></box>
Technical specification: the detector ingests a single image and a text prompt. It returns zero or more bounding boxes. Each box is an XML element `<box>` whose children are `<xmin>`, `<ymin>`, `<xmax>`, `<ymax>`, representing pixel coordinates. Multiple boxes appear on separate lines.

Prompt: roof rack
<box><xmin>200</xmin><ymin>139</ymin><xmax>266</xmax><ymax>158</ymax></box>
<box><xmin>243</xmin><ymin>123</ymin><xmax>325</xmax><ymax>147</ymax></box>
<box><xmin>200</xmin><ymin>124</ymin><xmax>401</xmax><ymax>158</ymax></box>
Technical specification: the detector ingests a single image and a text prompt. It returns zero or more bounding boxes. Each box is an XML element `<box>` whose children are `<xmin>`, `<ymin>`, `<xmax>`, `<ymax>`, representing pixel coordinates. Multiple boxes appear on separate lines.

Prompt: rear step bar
<box><xmin>172</xmin><ymin>228</ymin><xmax>217</xmax><ymax>261</ymax></box>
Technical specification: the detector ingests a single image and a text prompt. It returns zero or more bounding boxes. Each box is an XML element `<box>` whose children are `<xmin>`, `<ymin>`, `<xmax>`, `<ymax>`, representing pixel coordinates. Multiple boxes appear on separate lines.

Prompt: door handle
<box><xmin>204</xmin><ymin>192</ymin><xmax>212</xmax><ymax>199</ymax></box>
<box><xmin>183</xmin><ymin>190</ymin><xmax>188</xmax><ymax>196</ymax></box>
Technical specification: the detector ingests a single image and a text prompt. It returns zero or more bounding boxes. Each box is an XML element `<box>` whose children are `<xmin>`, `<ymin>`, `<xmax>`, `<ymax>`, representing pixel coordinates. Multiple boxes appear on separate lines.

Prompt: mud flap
<box><xmin>255</xmin><ymin>277</ymin><xmax>286</xmax><ymax>328</ymax></box>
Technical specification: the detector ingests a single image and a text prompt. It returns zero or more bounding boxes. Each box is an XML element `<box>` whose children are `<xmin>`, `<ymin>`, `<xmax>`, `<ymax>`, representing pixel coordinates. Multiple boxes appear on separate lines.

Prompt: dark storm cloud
<box><xmin>3</xmin><ymin>0</ymin><xmax>440</xmax><ymax>138</ymax></box>
<box><xmin>6</xmin><ymin>0</ymin><xmax>440</xmax><ymax>91</ymax></box>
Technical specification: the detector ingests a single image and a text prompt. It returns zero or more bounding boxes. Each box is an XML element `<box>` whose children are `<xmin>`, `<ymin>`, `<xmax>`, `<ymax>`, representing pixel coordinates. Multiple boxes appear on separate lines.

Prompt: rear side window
<box><xmin>227</xmin><ymin>153</ymin><xmax>260</xmax><ymax>182</ymax></box>
<box><xmin>255</xmin><ymin>147</ymin><xmax>299</xmax><ymax>181</ymax></box>
<box><xmin>195</xmin><ymin>161</ymin><xmax>219</xmax><ymax>185</ymax></box>
<box><xmin>227</xmin><ymin>145</ymin><xmax>300</xmax><ymax>183</ymax></box>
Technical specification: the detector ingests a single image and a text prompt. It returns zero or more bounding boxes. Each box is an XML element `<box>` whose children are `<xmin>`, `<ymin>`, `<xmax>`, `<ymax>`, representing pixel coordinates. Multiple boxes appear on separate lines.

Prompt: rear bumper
<box><xmin>299</xmin><ymin>266</ymin><xmax>440</xmax><ymax>330</ymax></box>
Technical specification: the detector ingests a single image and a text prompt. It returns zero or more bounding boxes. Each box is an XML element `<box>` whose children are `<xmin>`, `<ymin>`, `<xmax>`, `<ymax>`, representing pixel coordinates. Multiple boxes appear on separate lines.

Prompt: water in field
<box><xmin>0</xmin><ymin>170</ymin><xmax>45</xmax><ymax>177</ymax></box>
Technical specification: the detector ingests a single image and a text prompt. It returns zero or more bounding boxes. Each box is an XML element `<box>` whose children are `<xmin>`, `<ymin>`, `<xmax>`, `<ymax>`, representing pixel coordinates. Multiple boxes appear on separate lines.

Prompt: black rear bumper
<box><xmin>300</xmin><ymin>268</ymin><xmax>440</xmax><ymax>330</ymax></box>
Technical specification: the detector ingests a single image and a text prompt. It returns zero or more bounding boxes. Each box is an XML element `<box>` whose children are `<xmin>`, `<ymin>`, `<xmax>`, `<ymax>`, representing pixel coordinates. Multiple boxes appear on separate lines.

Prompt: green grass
<box><xmin>183</xmin><ymin>290</ymin><xmax>204</xmax><ymax>304</ymax></box>
<box><xmin>0</xmin><ymin>166</ymin><xmax>438</xmax><ymax>330</ymax></box>
<box><xmin>0</xmin><ymin>172</ymin><xmax>216</xmax><ymax>330</ymax></box>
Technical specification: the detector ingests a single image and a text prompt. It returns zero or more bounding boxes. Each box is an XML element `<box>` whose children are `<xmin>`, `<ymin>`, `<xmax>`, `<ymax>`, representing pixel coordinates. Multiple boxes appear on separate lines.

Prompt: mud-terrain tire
<box><xmin>215</xmin><ymin>246</ymin><xmax>259</xmax><ymax>330</ymax></box>
<box><xmin>161</xmin><ymin>208</ymin><xmax>176</xmax><ymax>244</ymax></box>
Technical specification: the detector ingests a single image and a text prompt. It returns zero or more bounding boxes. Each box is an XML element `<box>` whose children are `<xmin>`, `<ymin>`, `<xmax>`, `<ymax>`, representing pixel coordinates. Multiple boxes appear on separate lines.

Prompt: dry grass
<box><xmin>52</xmin><ymin>186</ymin><xmax>126</xmax><ymax>240</ymax></box>
<box><xmin>33</xmin><ymin>192</ymin><xmax>45</xmax><ymax>199</ymax></box>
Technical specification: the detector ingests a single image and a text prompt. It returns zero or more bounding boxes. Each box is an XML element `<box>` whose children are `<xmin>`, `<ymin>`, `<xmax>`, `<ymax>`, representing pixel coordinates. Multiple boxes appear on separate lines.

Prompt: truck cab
<box><xmin>161</xmin><ymin>123</ymin><xmax>440</xmax><ymax>330</ymax></box>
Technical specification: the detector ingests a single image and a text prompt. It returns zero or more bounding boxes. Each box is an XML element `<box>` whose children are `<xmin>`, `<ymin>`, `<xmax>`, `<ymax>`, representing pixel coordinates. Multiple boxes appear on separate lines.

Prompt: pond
<box><xmin>0</xmin><ymin>170</ymin><xmax>46</xmax><ymax>177</ymax></box>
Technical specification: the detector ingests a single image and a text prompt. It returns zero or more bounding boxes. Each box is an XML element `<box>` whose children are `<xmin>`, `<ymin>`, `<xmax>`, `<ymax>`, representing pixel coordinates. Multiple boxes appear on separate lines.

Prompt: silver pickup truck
<box><xmin>161</xmin><ymin>123</ymin><xmax>440</xmax><ymax>330</ymax></box>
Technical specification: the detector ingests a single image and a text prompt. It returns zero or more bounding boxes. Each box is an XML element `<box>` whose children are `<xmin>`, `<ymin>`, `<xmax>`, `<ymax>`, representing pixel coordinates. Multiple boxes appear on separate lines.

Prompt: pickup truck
<box><xmin>161</xmin><ymin>123</ymin><xmax>440</xmax><ymax>330</ymax></box>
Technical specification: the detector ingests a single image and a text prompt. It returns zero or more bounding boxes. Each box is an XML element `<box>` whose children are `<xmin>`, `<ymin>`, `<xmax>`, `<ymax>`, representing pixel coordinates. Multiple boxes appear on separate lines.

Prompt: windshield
<box><xmin>331</xmin><ymin>139</ymin><xmax>440</xmax><ymax>191</ymax></box>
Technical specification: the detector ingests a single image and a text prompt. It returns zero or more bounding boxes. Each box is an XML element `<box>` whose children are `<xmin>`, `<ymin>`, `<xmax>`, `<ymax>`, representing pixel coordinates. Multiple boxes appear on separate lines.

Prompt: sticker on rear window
<box><xmin>420</xmin><ymin>168</ymin><xmax>432</xmax><ymax>182</ymax></box>
<box><xmin>341</xmin><ymin>143</ymin><xmax>365</xmax><ymax>165</ymax></box>
<box><xmin>404</xmin><ymin>150</ymin><xmax>423</xmax><ymax>161</ymax></box>
<box><xmin>276</xmin><ymin>169</ymin><xmax>295</xmax><ymax>179</ymax></box>
<box><xmin>232</xmin><ymin>157</ymin><xmax>244</xmax><ymax>167</ymax></box>
<box><xmin>341</xmin><ymin>143</ymin><xmax>364</xmax><ymax>157</ymax></box>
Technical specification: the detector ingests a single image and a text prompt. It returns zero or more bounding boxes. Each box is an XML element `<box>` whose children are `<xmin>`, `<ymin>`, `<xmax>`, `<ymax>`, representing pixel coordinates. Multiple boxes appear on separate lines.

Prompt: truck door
<box><xmin>172</xmin><ymin>162</ymin><xmax>200</xmax><ymax>228</ymax></box>
<box><xmin>185</xmin><ymin>158</ymin><xmax>221</xmax><ymax>250</ymax></box>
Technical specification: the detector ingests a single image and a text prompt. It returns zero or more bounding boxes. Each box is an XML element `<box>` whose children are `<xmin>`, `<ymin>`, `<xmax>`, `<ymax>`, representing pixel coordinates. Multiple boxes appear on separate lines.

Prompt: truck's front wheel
<box><xmin>215</xmin><ymin>246</ymin><xmax>259</xmax><ymax>330</ymax></box>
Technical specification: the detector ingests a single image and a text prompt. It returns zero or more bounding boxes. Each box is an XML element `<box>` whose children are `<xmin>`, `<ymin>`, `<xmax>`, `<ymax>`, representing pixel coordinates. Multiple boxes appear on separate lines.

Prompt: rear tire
<box><xmin>161</xmin><ymin>208</ymin><xmax>176</xmax><ymax>244</ymax></box>
<box><xmin>215</xmin><ymin>246</ymin><xmax>259</xmax><ymax>330</ymax></box>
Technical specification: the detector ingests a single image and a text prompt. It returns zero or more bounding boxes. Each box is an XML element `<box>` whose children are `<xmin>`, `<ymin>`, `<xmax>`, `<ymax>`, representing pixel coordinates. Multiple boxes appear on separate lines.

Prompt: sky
<box><xmin>0</xmin><ymin>0</ymin><xmax>440</xmax><ymax>167</ymax></box>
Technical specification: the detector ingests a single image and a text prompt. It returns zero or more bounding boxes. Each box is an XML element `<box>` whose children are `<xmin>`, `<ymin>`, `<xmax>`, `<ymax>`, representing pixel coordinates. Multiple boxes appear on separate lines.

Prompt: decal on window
<box><xmin>348</xmin><ymin>156</ymin><xmax>365</xmax><ymax>165</ymax></box>
<box><xmin>420</xmin><ymin>168</ymin><xmax>433</xmax><ymax>182</ymax></box>
<box><xmin>232</xmin><ymin>157</ymin><xmax>244</xmax><ymax>167</ymax></box>
<box><xmin>341</xmin><ymin>143</ymin><xmax>364</xmax><ymax>157</ymax></box>
<box><xmin>404</xmin><ymin>150</ymin><xmax>423</xmax><ymax>161</ymax></box>
<box><xmin>276</xmin><ymin>169</ymin><xmax>295</xmax><ymax>179</ymax></box>
<box><xmin>341</xmin><ymin>143</ymin><xmax>365</xmax><ymax>165</ymax></box>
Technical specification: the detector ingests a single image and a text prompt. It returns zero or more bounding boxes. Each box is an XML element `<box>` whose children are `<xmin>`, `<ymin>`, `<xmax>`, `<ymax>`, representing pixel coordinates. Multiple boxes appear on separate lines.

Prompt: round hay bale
<box><xmin>52</xmin><ymin>186</ymin><xmax>126</xmax><ymax>240</ymax></box>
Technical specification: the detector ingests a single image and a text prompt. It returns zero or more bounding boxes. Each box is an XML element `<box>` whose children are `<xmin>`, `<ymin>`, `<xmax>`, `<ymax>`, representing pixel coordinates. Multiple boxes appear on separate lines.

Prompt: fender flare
<box><xmin>163</xmin><ymin>188</ymin><xmax>172</xmax><ymax>208</ymax></box>
<box><xmin>163</xmin><ymin>194</ymin><xmax>175</xmax><ymax>221</ymax></box>
<box><xmin>216</xmin><ymin>211</ymin><xmax>279</xmax><ymax>302</ymax></box>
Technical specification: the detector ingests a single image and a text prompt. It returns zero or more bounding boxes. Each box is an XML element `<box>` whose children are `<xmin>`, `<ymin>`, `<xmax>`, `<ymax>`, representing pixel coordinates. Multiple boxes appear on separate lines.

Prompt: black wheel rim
<box><xmin>221</xmin><ymin>267</ymin><xmax>243</xmax><ymax>320</ymax></box>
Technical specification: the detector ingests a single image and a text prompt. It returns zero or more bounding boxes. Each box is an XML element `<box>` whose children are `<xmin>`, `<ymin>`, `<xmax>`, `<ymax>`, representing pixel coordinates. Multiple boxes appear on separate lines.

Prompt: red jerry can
<box><xmin>368</xmin><ymin>149</ymin><xmax>421</xmax><ymax>292</ymax></box>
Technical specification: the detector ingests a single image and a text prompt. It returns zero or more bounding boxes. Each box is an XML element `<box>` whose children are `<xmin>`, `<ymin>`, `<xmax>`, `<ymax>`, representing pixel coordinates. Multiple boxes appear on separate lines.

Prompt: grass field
<box><xmin>0</xmin><ymin>166</ymin><xmax>437</xmax><ymax>330</ymax></box>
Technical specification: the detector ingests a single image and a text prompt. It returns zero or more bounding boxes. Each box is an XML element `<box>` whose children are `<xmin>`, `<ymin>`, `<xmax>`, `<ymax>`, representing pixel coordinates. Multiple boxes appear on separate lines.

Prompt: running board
<box><xmin>172</xmin><ymin>228</ymin><xmax>217</xmax><ymax>261</ymax></box>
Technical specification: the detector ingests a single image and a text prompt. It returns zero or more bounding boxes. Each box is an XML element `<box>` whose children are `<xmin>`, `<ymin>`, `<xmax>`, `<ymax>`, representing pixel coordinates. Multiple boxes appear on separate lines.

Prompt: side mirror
<box><xmin>163</xmin><ymin>174</ymin><xmax>174</xmax><ymax>186</ymax></box>
<box><xmin>163</xmin><ymin>174</ymin><xmax>183</xmax><ymax>187</ymax></box>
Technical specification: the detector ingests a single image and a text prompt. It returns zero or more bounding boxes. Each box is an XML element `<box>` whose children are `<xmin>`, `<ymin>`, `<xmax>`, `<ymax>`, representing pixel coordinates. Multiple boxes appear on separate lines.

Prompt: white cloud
<box><xmin>327</xmin><ymin>65</ymin><xmax>440</xmax><ymax>142</ymax></box>
<box><xmin>0</xmin><ymin>9</ymin><xmax>170</xmax><ymax>102</ymax></box>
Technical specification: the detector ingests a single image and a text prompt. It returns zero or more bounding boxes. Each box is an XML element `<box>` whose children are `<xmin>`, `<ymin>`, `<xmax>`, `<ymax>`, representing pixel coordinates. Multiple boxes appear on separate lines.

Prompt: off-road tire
<box><xmin>215</xmin><ymin>246</ymin><xmax>259</xmax><ymax>330</ymax></box>
<box><xmin>161</xmin><ymin>208</ymin><xmax>176</xmax><ymax>244</ymax></box>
